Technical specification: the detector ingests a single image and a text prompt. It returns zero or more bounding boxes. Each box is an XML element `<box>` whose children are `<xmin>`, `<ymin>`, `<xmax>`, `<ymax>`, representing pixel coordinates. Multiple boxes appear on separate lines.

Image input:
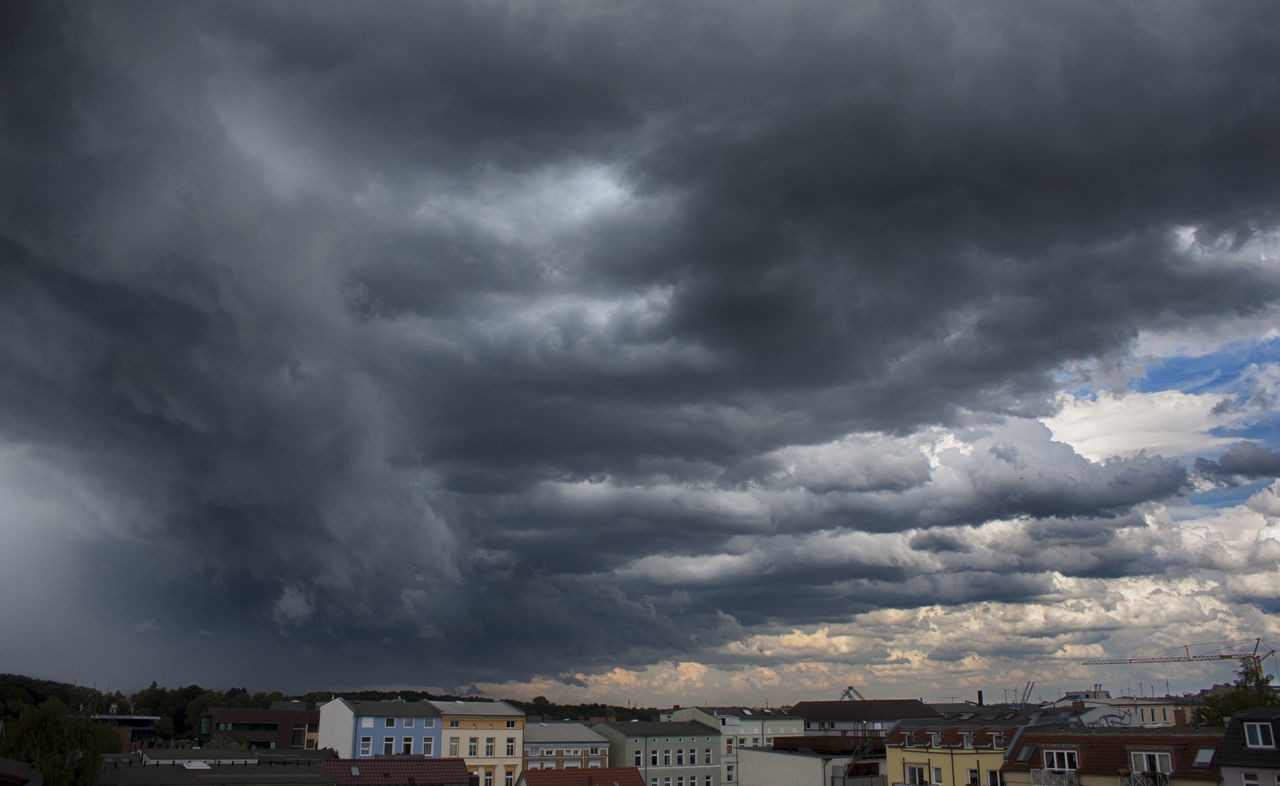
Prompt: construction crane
<box><xmin>1082</xmin><ymin>639</ymin><xmax>1275</xmax><ymax>683</ymax></box>
<box><xmin>840</xmin><ymin>686</ymin><xmax>866</xmax><ymax>700</ymax></box>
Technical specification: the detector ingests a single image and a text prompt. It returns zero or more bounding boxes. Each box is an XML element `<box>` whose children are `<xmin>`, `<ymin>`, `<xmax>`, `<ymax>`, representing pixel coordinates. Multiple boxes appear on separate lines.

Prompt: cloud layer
<box><xmin>2</xmin><ymin>0</ymin><xmax>1280</xmax><ymax>700</ymax></box>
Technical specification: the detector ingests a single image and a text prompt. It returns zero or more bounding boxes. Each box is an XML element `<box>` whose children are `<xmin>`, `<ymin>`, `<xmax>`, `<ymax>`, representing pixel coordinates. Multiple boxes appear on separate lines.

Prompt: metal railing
<box><xmin>1119</xmin><ymin>773</ymin><xmax>1170</xmax><ymax>786</ymax></box>
<box><xmin>1031</xmin><ymin>770</ymin><xmax>1079</xmax><ymax>786</ymax></box>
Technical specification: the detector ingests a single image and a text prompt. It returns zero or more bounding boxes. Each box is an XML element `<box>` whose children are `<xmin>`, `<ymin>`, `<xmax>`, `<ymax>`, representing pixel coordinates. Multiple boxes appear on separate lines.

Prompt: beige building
<box><xmin>523</xmin><ymin>722</ymin><xmax>609</xmax><ymax>771</ymax></box>
<box><xmin>885</xmin><ymin>724</ymin><xmax>1011</xmax><ymax>786</ymax></box>
<box><xmin>429</xmin><ymin>699</ymin><xmax>526</xmax><ymax>786</ymax></box>
<box><xmin>660</xmin><ymin>707</ymin><xmax>803</xmax><ymax>784</ymax></box>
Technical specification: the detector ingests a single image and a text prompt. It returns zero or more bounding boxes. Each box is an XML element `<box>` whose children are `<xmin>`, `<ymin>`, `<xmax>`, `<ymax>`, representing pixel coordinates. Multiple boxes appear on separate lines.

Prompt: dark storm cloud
<box><xmin>3</xmin><ymin>0</ymin><xmax>1280</xmax><ymax>691</ymax></box>
<box><xmin>1195</xmin><ymin>441</ymin><xmax>1280</xmax><ymax>485</ymax></box>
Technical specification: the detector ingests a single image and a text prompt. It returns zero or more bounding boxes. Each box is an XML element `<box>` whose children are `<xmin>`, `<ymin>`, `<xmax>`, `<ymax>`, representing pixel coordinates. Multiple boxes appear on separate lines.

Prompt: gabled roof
<box><xmin>789</xmin><ymin>700</ymin><xmax>942</xmax><ymax>723</ymax></box>
<box><xmin>693</xmin><ymin>707</ymin><xmax>800</xmax><ymax>720</ymax></box>
<box><xmin>1002</xmin><ymin>728</ymin><xmax>1225</xmax><ymax>780</ymax></box>
<box><xmin>888</xmin><ymin>725</ymin><xmax>1014</xmax><ymax>749</ymax></box>
<box><xmin>520</xmin><ymin>767</ymin><xmax>644</xmax><ymax>786</ymax></box>
<box><xmin>322</xmin><ymin>758</ymin><xmax>470</xmax><ymax>786</ymax></box>
<box><xmin>426</xmin><ymin>700</ymin><xmax>524</xmax><ymax>718</ymax></box>
<box><xmin>524</xmin><ymin>722</ymin><xmax>609</xmax><ymax>745</ymax></box>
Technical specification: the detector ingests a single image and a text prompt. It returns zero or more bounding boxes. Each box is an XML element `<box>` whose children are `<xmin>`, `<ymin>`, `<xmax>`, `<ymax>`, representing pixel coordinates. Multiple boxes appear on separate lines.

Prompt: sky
<box><xmin>2</xmin><ymin>1</ymin><xmax>1280</xmax><ymax>707</ymax></box>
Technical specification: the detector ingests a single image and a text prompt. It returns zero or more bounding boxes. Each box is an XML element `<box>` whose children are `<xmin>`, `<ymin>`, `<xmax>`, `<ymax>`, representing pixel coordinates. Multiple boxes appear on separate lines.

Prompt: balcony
<box><xmin>1031</xmin><ymin>770</ymin><xmax>1079</xmax><ymax>786</ymax></box>
<box><xmin>1119</xmin><ymin>773</ymin><xmax>1170</xmax><ymax>786</ymax></box>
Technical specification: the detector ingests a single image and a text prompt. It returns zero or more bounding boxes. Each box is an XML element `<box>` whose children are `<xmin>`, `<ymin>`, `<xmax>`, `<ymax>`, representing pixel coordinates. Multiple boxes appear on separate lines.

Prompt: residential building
<box><xmin>317</xmin><ymin>699</ymin><xmax>442</xmax><ymax>760</ymax></box>
<box><xmin>517</xmin><ymin>767</ymin><xmax>645</xmax><ymax>786</ymax></box>
<box><xmin>1106</xmin><ymin>700</ymin><xmax>1198</xmax><ymax>728</ymax></box>
<box><xmin>773</xmin><ymin>734</ymin><xmax>887</xmax><ymax>777</ymax></box>
<box><xmin>790</xmin><ymin>701</ymin><xmax>943</xmax><ymax>738</ymax></box>
<box><xmin>201</xmin><ymin>706</ymin><xmax>321</xmax><ymax>750</ymax></box>
<box><xmin>524</xmin><ymin>722</ymin><xmax>609</xmax><ymax>770</ymax></box>
<box><xmin>884</xmin><ymin>724</ymin><xmax>1012</xmax><ymax>786</ymax></box>
<box><xmin>659</xmin><ymin>707</ymin><xmax>803</xmax><ymax>784</ymax></box>
<box><xmin>737</xmin><ymin>746</ymin><xmax>858</xmax><ymax>786</ymax></box>
<box><xmin>98</xmin><ymin>749</ymin><xmax>336</xmax><ymax>786</ymax></box>
<box><xmin>428</xmin><ymin>700</ymin><xmax>525</xmax><ymax>786</ymax></box>
<box><xmin>999</xmin><ymin>727</ymin><xmax>1224</xmax><ymax>786</ymax></box>
<box><xmin>90</xmin><ymin>715</ymin><xmax>160</xmax><ymax>753</ymax></box>
<box><xmin>1215</xmin><ymin>706</ymin><xmax>1280</xmax><ymax>786</ymax></box>
<box><xmin>322</xmin><ymin>757</ymin><xmax>471</xmax><ymax>786</ymax></box>
<box><xmin>592</xmin><ymin>721</ymin><xmax>721</xmax><ymax>786</ymax></box>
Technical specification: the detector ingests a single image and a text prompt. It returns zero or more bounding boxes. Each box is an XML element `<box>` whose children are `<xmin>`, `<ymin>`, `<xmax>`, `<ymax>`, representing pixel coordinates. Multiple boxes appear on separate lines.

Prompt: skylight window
<box><xmin>1192</xmin><ymin>749</ymin><xmax>1214</xmax><ymax>768</ymax></box>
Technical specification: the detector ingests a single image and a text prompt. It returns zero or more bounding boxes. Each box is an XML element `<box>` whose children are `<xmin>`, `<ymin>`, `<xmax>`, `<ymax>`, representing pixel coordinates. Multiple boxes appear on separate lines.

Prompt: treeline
<box><xmin>2</xmin><ymin>674</ymin><xmax>654</xmax><ymax>746</ymax></box>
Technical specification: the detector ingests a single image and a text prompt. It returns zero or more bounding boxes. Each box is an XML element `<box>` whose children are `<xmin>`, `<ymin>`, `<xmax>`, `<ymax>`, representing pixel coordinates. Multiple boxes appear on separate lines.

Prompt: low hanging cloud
<box><xmin>2</xmin><ymin>0</ymin><xmax>1280</xmax><ymax>696</ymax></box>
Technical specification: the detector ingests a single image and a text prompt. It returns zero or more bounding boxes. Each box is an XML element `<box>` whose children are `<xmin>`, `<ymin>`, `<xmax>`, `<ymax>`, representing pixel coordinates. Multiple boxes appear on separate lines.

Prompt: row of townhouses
<box><xmin>81</xmin><ymin>695</ymin><xmax>1278</xmax><ymax>786</ymax></box>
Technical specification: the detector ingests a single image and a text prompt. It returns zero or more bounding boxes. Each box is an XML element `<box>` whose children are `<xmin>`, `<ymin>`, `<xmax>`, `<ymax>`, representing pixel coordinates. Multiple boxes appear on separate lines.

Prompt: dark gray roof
<box><xmin>349</xmin><ymin>700</ymin><xmax>442</xmax><ymax>718</ymax></box>
<box><xmin>1216</xmin><ymin>707</ymin><xmax>1280</xmax><ymax>769</ymax></box>
<box><xmin>596</xmin><ymin>721</ymin><xmax>719</xmax><ymax>738</ymax></box>
<box><xmin>96</xmin><ymin>758</ymin><xmax>335</xmax><ymax>786</ymax></box>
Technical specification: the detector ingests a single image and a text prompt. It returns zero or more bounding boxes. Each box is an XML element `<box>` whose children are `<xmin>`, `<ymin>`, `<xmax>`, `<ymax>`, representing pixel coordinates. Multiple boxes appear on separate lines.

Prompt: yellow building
<box><xmin>429</xmin><ymin>699</ymin><xmax>526</xmax><ymax>786</ymax></box>
<box><xmin>886</xmin><ymin>725</ymin><xmax>1012</xmax><ymax>786</ymax></box>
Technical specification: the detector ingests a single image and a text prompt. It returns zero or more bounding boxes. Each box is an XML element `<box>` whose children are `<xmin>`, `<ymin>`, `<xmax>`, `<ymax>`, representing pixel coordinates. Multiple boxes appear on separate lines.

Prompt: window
<box><xmin>404</xmin><ymin>718</ymin><xmax>415</xmax><ymax>728</ymax></box>
<box><xmin>401</xmin><ymin>737</ymin><xmax>413</xmax><ymax>755</ymax></box>
<box><xmin>663</xmin><ymin>778</ymin><xmax>671</xmax><ymax>786</ymax></box>
<box><xmin>506</xmin><ymin>738</ymin><xmax>515</xmax><ymax>756</ymax></box>
<box><xmin>449</xmin><ymin>738</ymin><xmax>458</xmax><ymax>757</ymax></box>
<box><xmin>386</xmin><ymin>718</ymin><xmax>396</xmax><ymax>728</ymax></box>
<box><xmin>359</xmin><ymin>737</ymin><xmax>372</xmax><ymax>757</ymax></box>
<box><xmin>1044</xmin><ymin>751</ymin><xmax>1078</xmax><ymax>771</ymax></box>
<box><xmin>677</xmin><ymin>778</ymin><xmax>684</xmax><ymax>786</ymax></box>
<box><xmin>635</xmin><ymin>751</ymin><xmax>642</xmax><ymax>766</ymax></box>
<box><xmin>906</xmin><ymin>765</ymin><xmax>927</xmax><ymax>785</ymax></box>
<box><xmin>968</xmin><ymin>769</ymin><xmax>980</xmax><ymax>786</ymax></box>
<box><xmin>651</xmin><ymin>751</ymin><xmax>659</xmax><ymax>766</ymax></box>
<box><xmin>752</xmin><ymin>737</ymin><xmax>759</xmax><ymax>746</ymax></box>
<box><xmin>663</xmin><ymin>750</ymin><xmax>671</xmax><ymax>766</ymax></box>
<box><xmin>705</xmin><ymin>778</ymin><xmax>712</xmax><ymax>786</ymax></box>
<box><xmin>704</xmin><ymin>748</ymin><xmax>711</xmax><ymax>764</ymax></box>
<box><xmin>383</xmin><ymin>737</ymin><xmax>394</xmax><ymax>755</ymax></box>
<box><xmin>362</xmin><ymin>718</ymin><xmax>374</xmax><ymax>728</ymax></box>
<box><xmin>677</xmin><ymin>750</ymin><xmax>684</xmax><ymax>766</ymax></box>
<box><xmin>992</xmin><ymin>733</ymin><xmax>1004</xmax><ymax>748</ymax></box>
<box><xmin>1191</xmin><ymin>748</ymin><xmax>1213</xmax><ymax>768</ymax></box>
<box><xmin>726</xmin><ymin>740</ymin><xmax>733</xmax><ymax>754</ymax></box>
<box><xmin>505</xmin><ymin>773</ymin><xmax>513</xmax><ymax>786</ymax></box>
<box><xmin>425</xmin><ymin>719</ymin><xmax>435</xmax><ymax>728</ymax></box>
<box><xmin>727</xmin><ymin>764</ymin><xmax>735</xmax><ymax>782</ymax></box>
<box><xmin>469</xmin><ymin>738</ymin><xmax>478</xmax><ymax>757</ymax></box>
<box><xmin>988</xmin><ymin>772</ymin><xmax>1002</xmax><ymax>786</ymax></box>
<box><xmin>1243</xmin><ymin>775</ymin><xmax>1258</xmax><ymax>786</ymax></box>
<box><xmin>765</xmin><ymin>737</ymin><xmax>772</xmax><ymax>746</ymax></box>
<box><xmin>450</xmin><ymin>720</ymin><xmax>460</xmax><ymax>728</ymax></box>
<box><xmin>424</xmin><ymin>738</ymin><xmax>433</xmax><ymax>756</ymax></box>
<box><xmin>933</xmin><ymin>767</ymin><xmax>944</xmax><ymax>784</ymax></box>
<box><xmin>507</xmin><ymin>720</ymin><xmax>517</xmax><ymax>728</ymax></box>
<box><xmin>962</xmin><ymin>733</ymin><xmax>974</xmax><ymax>749</ymax></box>
<box><xmin>1245</xmin><ymin>722</ymin><xmax>1276</xmax><ymax>748</ymax></box>
<box><xmin>1132</xmin><ymin>753</ymin><xmax>1172</xmax><ymax>774</ymax></box>
<box><xmin>484</xmin><ymin>773</ymin><xmax>493</xmax><ymax>786</ymax></box>
<box><xmin>591</xmin><ymin>747</ymin><xmax>600</xmax><ymax>755</ymax></box>
<box><xmin>486</xmin><ymin>738</ymin><xmax>495</xmax><ymax>757</ymax></box>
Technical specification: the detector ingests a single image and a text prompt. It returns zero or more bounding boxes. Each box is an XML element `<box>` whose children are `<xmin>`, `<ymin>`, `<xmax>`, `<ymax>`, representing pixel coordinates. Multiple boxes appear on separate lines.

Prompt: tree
<box><xmin>1</xmin><ymin>697</ymin><xmax>118</xmax><ymax>786</ymax></box>
<box><xmin>1197</xmin><ymin>662</ymin><xmax>1280</xmax><ymax>726</ymax></box>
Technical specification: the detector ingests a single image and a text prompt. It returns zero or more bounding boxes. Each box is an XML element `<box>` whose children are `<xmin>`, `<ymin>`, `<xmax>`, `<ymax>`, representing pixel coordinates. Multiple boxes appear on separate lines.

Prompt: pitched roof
<box><xmin>789</xmin><ymin>700</ymin><xmax>943</xmax><ymax>723</ymax></box>
<box><xmin>322</xmin><ymin>758</ymin><xmax>470</xmax><ymax>786</ymax></box>
<box><xmin>1216</xmin><ymin>707</ymin><xmax>1280</xmax><ymax>768</ymax></box>
<box><xmin>693</xmin><ymin>707</ymin><xmax>800</xmax><ymax>720</ymax></box>
<box><xmin>520</xmin><ymin>768</ymin><xmax>645</xmax><ymax>786</ymax></box>
<box><xmin>594</xmin><ymin>721</ymin><xmax>719</xmax><ymax>738</ymax></box>
<box><xmin>524</xmin><ymin>722</ymin><xmax>609</xmax><ymax>744</ymax></box>
<box><xmin>1002</xmin><ymin>728</ymin><xmax>1225</xmax><ymax>780</ymax></box>
<box><xmin>348</xmin><ymin>701</ymin><xmax>442</xmax><ymax>718</ymax></box>
<box><xmin>426</xmin><ymin>700</ymin><xmax>524</xmax><ymax>718</ymax></box>
<box><xmin>887</xmin><ymin>725</ymin><xmax>1014</xmax><ymax>748</ymax></box>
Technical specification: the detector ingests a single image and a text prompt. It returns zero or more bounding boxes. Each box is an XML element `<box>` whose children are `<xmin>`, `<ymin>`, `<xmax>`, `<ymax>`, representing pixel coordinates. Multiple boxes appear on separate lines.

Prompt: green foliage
<box><xmin>0</xmin><ymin>697</ymin><xmax>118</xmax><ymax>786</ymax></box>
<box><xmin>1197</xmin><ymin>664</ymin><xmax>1280</xmax><ymax>726</ymax></box>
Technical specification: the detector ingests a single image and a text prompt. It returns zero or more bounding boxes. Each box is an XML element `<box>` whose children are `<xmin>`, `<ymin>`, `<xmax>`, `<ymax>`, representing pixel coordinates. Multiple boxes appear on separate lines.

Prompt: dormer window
<box><xmin>961</xmin><ymin>733</ymin><xmax>974</xmax><ymax>749</ymax></box>
<box><xmin>1244</xmin><ymin>722</ymin><xmax>1276</xmax><ymax>749</ymax></box>
<box><xmin>1131</xmin><ymin>752</ymin><xmax>1172</xmax><ymax>774</ymax></box>
<box><xmin>1043</xmin><ymin>750</ymin><xmax>1078</xmax><ymax>771</ymax></box>
<box><xmin>991</xmin><ymin>733</ymin><xmax>1004</xmax><ymax>749</ymax></box>
<box><xmin>929</xmin><ymin>733</ymin><xmax>942</xmax><ymax>748</ymax></box>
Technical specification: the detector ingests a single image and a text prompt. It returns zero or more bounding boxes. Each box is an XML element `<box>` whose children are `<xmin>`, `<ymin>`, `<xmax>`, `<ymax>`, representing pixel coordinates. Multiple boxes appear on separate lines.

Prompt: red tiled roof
<box><xmin>323</xmin><ymin>758</ymin><xmax>470</xmax><ymax>786</ymax></box>
<box><xmin>520</xmin><ymin>768</ymin><xmax>645</xmax><ymax>786</ymax></box>
<box><xmin>1002</xmin><ymin>729</ymin><xmax>1225</xmax><ymax>779</ymax></box>
<box><xmin>888</xmin><ymin>726</ymin><xmax>1013</xmax><ymax>748</ymax></box>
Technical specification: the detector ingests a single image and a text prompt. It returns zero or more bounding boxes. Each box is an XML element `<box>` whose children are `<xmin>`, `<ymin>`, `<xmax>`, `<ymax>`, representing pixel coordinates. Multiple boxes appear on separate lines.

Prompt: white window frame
<box><xmin>423</xmin><ymin>738</ymin><xmax>433</xmax><ymax>756</ymax></box>
<box><xmin>402</xmin><ymin>737</ymin><xmax>413</xmax><ymax>755</ymax></box>
<box><xmin>1244</xmin><ymin>722</ymin><xmax>1276</xmax><ymax>749</ymax></box>
<box><xmin>359</xmin><ymin>737</ymin><xmax>372</xmax><ymax>757</ymax></box>
<box><xmin>1131</xmin><ymin>752</ymin><xmax>1172</xmax><ymax>774</ymax></box>
<box><xmin>1044</xmin><ymin>750</ymin><xmax>1078</xmax><ymax>771</ymax></box>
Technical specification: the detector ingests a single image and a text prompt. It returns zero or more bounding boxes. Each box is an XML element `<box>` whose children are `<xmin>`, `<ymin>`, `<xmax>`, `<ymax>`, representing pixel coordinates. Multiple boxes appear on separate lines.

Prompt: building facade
<box><xmin>885</xmin><ymin>725</ymin><xmax>1011</xmax><ymax>786</ymax></box>
<box><xmin>523</xmin><ymin>722</ymin><xmax>609</xmax><ymax>770</ymax></box>
<box><xmin>317</xmin><ymin>699</ymin><xmax>443</xmax><ymax>759</ymax></box>
<box><xmin>593</xmin><ymin>721</ymin><xmax>721</xmax><ymax>786</ymax></box>
<box><xmin>201</xmin><ymin>706</ymin><xmax>321</xmax><ymax>750</ymax></box>
<box><xmin>791</xmin><ymin>701</ymin><xmax>943</xmax><ymax>738</ymax></box>
<box><xmin>1215</xmin><ymin>707</ymin><xmax>1280</xmax><ymax>786</ymax></box>
<box><xmin>660</xmin><ymin>707</ymin><xmax>803</xmax><ymax>784</ymax></box>
<box><xmin>428</xmin><ymin>700</ymin><xmax>526</xmax><ymax>786</ymax></box>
